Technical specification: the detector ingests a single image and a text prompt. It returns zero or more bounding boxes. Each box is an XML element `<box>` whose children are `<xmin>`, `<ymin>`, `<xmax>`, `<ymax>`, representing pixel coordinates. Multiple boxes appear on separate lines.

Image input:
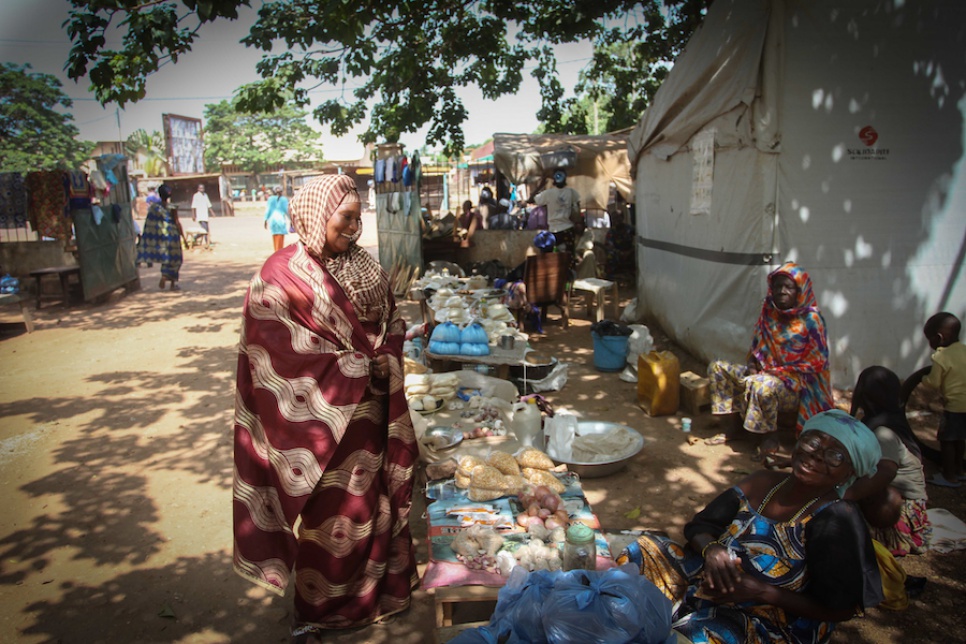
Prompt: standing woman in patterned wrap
<box><xmin>137</xmin><ymin>184</ymin><xmax>187</xmax><ymax>291</ymax></box>
<box><xmin>232</xmin><ymin>174</ymin><xmax>418</xmax><ymax>643</ymax></box>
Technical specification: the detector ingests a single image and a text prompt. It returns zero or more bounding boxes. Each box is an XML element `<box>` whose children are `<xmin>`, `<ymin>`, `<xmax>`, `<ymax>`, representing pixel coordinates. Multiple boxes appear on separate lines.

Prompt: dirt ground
<box><xmin>0</xmin><ymin>202</ymin><xmax>964</xmax><ymax>643</ymax></box>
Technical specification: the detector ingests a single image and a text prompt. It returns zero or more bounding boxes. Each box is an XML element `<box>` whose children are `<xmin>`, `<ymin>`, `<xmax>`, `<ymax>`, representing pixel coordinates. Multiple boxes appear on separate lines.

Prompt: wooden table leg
<box><xmin>59</xmin><ymin>272</ymin><xmax>72</xmax><ymax>308</ymax></box>
<box><xmin>19</xmin><ymin>299</ymin><xmax>34</xmax><ymax>333</ymax></box>
<box><xmin>34</xmin><ymin>275</ymin><xmax>43</xmax><ymax>310</ymax></box>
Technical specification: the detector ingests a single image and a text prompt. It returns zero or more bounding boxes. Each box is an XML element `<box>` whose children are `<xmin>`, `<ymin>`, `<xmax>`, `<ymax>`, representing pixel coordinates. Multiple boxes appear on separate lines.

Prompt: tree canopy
<box><xmin>203</xmin><ymin>99</ymin><xmax>325</xmax><ymax>175</ymax></box>
<box><xmin>125</xmin><ymin>129</ymin><xmax>168</xmax><ymax>177</ymax></box>
<box><xmin>65</xmin><ymin>0</ymin><xmax>710</xmax><ymax>157</ymax></box>
<box><xmin>0</xmin><ymin>63</ymin><xmax>96</xmax><ymax>173</ymax></box>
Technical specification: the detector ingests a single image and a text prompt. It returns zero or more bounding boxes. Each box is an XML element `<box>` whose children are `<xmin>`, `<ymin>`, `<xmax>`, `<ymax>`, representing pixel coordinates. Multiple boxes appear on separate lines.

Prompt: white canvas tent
<box><xmin>629</xmin><ymin>0</ymin><xmax>966</xmax><ymax>386</ymax></box>
<box><xmin>493</xmin><ymin>132</ymin><xmax>633</xmax><ymax>210</ymax></box>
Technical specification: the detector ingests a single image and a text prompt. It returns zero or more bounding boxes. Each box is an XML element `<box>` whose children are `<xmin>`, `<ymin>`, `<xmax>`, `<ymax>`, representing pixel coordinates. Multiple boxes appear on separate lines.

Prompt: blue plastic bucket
<box><xmin>591</xmin><ymin>332</ymin><xmax>628</xmax><ymax>372</ymax></box>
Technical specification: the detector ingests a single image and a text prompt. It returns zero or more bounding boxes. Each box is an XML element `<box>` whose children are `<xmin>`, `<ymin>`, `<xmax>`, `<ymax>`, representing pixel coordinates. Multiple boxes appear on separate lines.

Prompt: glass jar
<box><xmin>562</xmin><ymin>523</ymin><xmax>596</xmax><ymax>571</ymax></box>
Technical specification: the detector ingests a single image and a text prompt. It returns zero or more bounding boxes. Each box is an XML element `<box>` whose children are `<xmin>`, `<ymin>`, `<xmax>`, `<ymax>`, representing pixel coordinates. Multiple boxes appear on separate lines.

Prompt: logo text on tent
<box><xmin>848</xmin><ymin>126</ymin><xmax>890</xmax><ymax>161</ymax></box>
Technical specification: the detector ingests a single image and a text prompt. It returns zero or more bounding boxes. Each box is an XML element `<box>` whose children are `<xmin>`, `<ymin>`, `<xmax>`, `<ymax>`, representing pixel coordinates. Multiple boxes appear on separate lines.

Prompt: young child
<box><xmin>909</xmin><ymin>312</ymin><xmax>966</xmax><ymax>487</ymax></box>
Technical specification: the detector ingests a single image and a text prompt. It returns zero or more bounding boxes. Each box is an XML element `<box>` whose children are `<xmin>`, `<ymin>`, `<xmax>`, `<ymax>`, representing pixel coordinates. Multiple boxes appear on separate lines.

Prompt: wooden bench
<box><xmin>0</xmin><ymin>292</ymin><xmax>34</xmax><ymax>333</ymax></box>
<box><xmin>29</xmin><ymin>266</ymin><xmax>81</xmax><ymax>309</ymax></box>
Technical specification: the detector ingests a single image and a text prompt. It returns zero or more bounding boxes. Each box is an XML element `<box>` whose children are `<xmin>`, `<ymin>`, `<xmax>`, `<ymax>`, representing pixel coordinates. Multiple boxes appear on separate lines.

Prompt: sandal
<box><xmin>705</xmin><ymin>433</ymin><xmax>727</xmax><ymax>445</ymax></box>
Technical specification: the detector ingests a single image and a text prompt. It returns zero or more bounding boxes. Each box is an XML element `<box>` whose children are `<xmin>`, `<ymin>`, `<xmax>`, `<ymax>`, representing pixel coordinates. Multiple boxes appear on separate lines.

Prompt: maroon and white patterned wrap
<box><xmin>232</xmin><ymin>239</ymin><xmax>417</xmax><ymax>629</ymax></box>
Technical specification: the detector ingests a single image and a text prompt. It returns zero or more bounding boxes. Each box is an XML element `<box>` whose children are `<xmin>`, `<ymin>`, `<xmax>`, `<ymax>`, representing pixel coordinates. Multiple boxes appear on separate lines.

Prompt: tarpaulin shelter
<box><xmin>628</xmin><ymin>0</ymin><xmax>966</xmax><ymax>386</ymax></box>
<box><xmin>493</xmin><ymin>132</ymin><xmax>633</xmax><ymax>211</ymax></box>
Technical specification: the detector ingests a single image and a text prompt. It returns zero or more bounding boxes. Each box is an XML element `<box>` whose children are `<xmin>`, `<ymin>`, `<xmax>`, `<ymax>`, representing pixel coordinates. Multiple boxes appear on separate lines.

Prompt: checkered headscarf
<box><xmin>290</xmin><ymin>175</ymin><xmax>388</xmax><ymax>322</ymax></box>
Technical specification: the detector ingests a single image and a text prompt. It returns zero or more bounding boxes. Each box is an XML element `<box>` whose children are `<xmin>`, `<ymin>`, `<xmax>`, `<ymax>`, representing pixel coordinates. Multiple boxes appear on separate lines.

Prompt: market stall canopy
<box><xmin>493</xmin><ymin>132</ymin><xmax>633</xmax><ymax>210</ymax></box>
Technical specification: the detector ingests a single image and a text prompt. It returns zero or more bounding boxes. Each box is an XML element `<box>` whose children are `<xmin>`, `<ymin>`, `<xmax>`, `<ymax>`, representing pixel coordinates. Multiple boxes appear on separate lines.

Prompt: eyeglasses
<box><xmin>796</xmin><ymin>435</ymin><xmax>848</xmax><ymax>468</ymax></box>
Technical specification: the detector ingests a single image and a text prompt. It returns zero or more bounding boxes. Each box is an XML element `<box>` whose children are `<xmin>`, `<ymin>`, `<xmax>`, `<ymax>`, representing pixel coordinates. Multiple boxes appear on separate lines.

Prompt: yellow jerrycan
<box><xmin>637</xmin><ymin>351</ymin><xmax>680</xmax><ymax>416</ymax></box>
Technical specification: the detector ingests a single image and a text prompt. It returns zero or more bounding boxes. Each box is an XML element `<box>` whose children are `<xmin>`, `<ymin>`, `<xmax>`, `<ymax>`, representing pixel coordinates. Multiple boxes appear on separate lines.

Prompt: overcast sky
<box><xmin>0</xmin><ymin>0</ymin><xmax>593</xmax><ymax>160</ymax></box>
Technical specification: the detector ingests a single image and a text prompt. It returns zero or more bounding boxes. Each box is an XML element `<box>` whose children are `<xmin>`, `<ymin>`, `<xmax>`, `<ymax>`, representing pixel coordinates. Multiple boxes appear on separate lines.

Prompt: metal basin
<box><xmin>551</xmin><ymin>421</ymin><xmax>646</xmax><ymax>478</ymax></box>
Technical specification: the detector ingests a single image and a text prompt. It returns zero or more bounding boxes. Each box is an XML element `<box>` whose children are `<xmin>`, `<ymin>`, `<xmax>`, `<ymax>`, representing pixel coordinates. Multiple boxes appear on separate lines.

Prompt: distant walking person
<box><xmin>263</xmin><ymin>186</ymin><xmax>290</xmax><ymax>252</ymax></box>
<box><xmin>218</xmin><ymin>175</ymin><xmax>235</xmax><ymax>217</ymax></box>
<box><xmin>191</xmin><ymin>184</ymin><xmax>215</xmax><ymax>248</ymax></box>
<box><xmin>137</xmin><ymin>184</ymin><xmax>187</xmax><ymax>291</ymax></box>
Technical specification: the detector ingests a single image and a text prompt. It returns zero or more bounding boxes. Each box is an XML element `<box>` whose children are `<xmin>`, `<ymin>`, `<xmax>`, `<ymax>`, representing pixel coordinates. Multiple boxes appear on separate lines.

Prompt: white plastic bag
<box><xmin>530</xmin><ymin>362</ymin><xmax>569</xmax><ymax>392</ymax></box>
<box><xmin>619</xmin><ymin>297</ymin><xmax>642</xmax><ymax>323</ymax></box>
<box><xmin>619</xmin><ymin>324</ymin><xmax>654</xmax><ymax>382</ymax></box>
<box><xmin>545</xmin><ymin>409</ymin><xmax>578</xmax><ymax>461</ymax></box>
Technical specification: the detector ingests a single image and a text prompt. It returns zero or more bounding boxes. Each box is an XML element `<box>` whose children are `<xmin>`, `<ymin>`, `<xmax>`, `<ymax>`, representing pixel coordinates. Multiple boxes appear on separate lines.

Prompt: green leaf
<box><xmin>623</xmin><ymin>507</ymin><xmax>641</xmax><ymax>519</ymax></box>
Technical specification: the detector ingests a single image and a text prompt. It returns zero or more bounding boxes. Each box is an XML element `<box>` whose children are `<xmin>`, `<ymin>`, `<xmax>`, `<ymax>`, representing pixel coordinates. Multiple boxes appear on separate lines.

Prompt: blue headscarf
<box><xmin>800</xmin><ymin>409</ymin><xmax>881</xmax><ymax>496</ymax></box>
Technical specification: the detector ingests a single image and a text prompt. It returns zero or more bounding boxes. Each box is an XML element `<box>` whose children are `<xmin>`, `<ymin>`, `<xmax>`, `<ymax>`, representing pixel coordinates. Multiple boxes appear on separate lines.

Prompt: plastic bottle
<box><xmin>637</xmin><ymin>351</ymin><xmax>681</xmax><ymax>416</ymax></box>
<box><xmin>511</xmin><ymin>398</ymin><xmax>543</xmax><ymax>449</ymax></box>
<box><xmin>562</xmin><ymin>523</ymin><xmax>597</xmax><ymax>571</ymax></box>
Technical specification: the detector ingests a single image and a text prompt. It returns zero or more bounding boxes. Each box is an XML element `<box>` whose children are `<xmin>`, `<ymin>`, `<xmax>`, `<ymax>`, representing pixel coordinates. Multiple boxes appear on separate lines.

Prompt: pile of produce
<box><xmin>454</xmin><ymin>448</ymin><xmax>567</xmax><ymax>501</ymax></box>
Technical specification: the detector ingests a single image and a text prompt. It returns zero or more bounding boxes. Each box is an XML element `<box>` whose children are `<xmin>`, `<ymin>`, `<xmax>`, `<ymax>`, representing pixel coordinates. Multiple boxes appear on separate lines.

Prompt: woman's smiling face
<box><xmin>321</xmin><ymin>200</ymin><xmax>362</xmax><ymax>257</ymax></box>
<box><xmin>792</xmin><ymin>430</ymin><xmax>854</xmax><ymax>488</ymax></box>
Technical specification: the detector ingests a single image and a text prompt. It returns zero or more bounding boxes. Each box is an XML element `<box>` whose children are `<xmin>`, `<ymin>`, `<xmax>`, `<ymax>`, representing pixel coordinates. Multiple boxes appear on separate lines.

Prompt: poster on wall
<box><xmin>163</xmin><ymin>113</ymin><xmax>204</xmax><ymax>175</ymax></box>
<box><xmin>689</xmin><ymin>128</ymin><xmax>715</xmax><ymax>216</ymax></box>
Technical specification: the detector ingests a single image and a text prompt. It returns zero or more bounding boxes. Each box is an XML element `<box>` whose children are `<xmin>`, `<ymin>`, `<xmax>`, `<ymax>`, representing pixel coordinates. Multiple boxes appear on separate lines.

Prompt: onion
<box><xmin>544</xmin><ymin>517</ymin><xmax>564</xmax><ymax>531</ymax></box>
<box><xmin>538</xmin><ymin>508</ymin><xmax>552</xmax><ymax>519</ymax></box>
<box><xmin>554</xmin><ymin>509</ymin><xmax>570</xmax><ymax>524</ymax></box>
<box><xmin>526</xmin><ymin>516</ymin><xmax>545</xmax><ymax>528</ymax></box>
<box><xmin>527</xmin><ymin>503</ymin><xmax>541</xmax><ymax>517</ymax></box>
<box><xmin>533</xmin><ymin>485</ymin><xmax>552</xmax><ymax>499</ymax></box>
<box><xmin>542</xmin><ymin>495</ymin><xmax>560</xmax><ymax>512</ymax></box>
<box><xmin>517</xmin><ymin>512</ymin><xmax>530</xmax><ymax>528</ymax></box>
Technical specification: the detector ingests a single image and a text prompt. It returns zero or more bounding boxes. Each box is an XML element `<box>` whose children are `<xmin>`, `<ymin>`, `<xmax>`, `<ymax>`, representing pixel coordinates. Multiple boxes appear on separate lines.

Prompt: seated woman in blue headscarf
<box><xmin>617</xmin><ymin>409</ymin><xmax>883</xmax><ymax>644</ymax></box>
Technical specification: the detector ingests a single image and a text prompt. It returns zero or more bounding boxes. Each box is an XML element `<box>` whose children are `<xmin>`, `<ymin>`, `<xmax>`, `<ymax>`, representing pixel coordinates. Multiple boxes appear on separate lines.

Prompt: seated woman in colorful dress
<box><xmin>846</xmin><ymin>365</ymin><xmax>932</xmax><ymax>556</ymax></box>
<box><xmin>617</xmin><ymin>410</ymin><xmax>883</xmax><ymax>644</ymax></box>
<box><xmin>708</xmin><ymin>262</ymin><xmax>834</xmax><ymax>459</ymax></box>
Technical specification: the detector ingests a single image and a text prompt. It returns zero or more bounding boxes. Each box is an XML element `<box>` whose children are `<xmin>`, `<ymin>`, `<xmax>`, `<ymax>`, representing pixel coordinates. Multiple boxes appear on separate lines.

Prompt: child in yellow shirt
<box><xmin>907</xmin><ymin>312</ymin><xmax>966</xmax><ymax>487</ymax></box>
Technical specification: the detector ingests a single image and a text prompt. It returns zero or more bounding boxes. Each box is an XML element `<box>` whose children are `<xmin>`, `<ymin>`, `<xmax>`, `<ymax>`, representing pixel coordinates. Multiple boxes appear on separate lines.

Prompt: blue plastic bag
<box><xmin>0</xmin><ymin>274</ymin><xmax>20</xmax><ymax>294</ymax></box>
<box><xmin>448</xmin><ymin>622</ymin><xmax>509</xmax><ymax>643</ymax></box>
<box><xmin>542</xmin><ymin>565</ymin><xmax>675</xmax><ymax>644</ymax></box>
<box><xmin>489</xmin><ymin>567</ymin><xmax>556</xmax><ymax>643</ymax></box>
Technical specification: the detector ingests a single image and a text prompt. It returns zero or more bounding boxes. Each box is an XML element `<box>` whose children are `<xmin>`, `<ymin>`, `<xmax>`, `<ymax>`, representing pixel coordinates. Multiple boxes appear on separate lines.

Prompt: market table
<box><xmin>423</xmin><ymin>343</ymin><xmax>529</xmax><ymax>381</ymax></box>
<box><xmin>29</xmin><ymin>265</ymin><xmax>81</xmax><ymax>309</ymax></box>
<box><xmin>421</xmin><ymin>470</ymin><xmax>615</xmax><ymax>641</ymax></box>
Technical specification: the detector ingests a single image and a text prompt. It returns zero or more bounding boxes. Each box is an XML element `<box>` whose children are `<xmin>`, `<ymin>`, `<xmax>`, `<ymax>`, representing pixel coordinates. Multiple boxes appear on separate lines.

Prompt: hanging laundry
<box><xmin>26</xmin><ymin>171</ymin><xmax>68</xmax><ymax>240</ymax></box>
<box><xmin>374</xmin><ymin>158</ymin><xmax>386</xmax><ymax>184</ymax></box>
<box><xmin>92</xmin><ymin>204</ymin><xmax>105</xmax><ymax>225</ymax></box>
<box><xmin>89</xmin><ymin>169</ymin><xmax>109</xmax><ymax>192</ymax></box>
<box><xmin>67</xmin><ymin>170</ymin><xmax>92</xmax><ymax>210</ymax></box>
<box><xmin>98</xmin><ymin>154</ymin><xmax>126</xmax><ymax>183</ymax></box>
<box><xmin>401</xmin><ymin>155</ymin><xmax>414</xmax><ymax>187</ymax></box>
<box><xmin>411</xmin><ymin>150</ymin><xmax>422</xmax><ymax>185</ymax></box>
<box><xmin>387</xmin><ymin>156</ymin><xmax>398</xmax><ymax>184</ymax></box>
<box><xmin>0</xmin><ymin>172</ymin><xmax>28</xmax><ymax>229</ymax></box>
